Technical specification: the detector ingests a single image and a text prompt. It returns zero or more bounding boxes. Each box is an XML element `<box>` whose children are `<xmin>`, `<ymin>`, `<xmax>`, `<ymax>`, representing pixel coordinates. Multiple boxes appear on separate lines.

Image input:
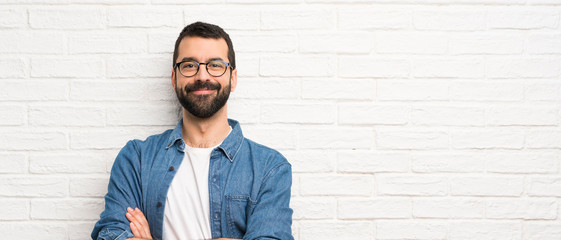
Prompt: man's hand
<box><xmin>125</xmin><ymin>207</ymin><xmax>153</xmax><ymax>240</ymax></box>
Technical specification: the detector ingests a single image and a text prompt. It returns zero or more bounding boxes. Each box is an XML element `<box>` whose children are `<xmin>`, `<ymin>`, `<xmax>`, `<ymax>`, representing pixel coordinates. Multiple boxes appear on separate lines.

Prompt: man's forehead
<box><xmin>177</xmin><ymin>36</ymin><xmax>228</xmax><ymax>62</ymax></box>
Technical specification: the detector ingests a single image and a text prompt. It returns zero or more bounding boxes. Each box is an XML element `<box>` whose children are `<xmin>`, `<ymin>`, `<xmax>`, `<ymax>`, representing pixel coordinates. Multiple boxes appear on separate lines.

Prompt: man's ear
<box><xmin>230</xmin><ymin>68</ymin><xmax>237</xmax><ymax>92</ymax></box>
<box><xmin>171</xmin><ymin>68</ymin><xmax>176</xmax><ymax>89</ymax></box>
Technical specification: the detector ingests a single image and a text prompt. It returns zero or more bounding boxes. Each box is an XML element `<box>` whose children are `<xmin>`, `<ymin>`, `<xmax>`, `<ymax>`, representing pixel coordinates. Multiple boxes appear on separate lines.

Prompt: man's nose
<box><xmin>194</xmin><ymin>63</ymin><xmax>211</xmax><ymax>80</ymax></box>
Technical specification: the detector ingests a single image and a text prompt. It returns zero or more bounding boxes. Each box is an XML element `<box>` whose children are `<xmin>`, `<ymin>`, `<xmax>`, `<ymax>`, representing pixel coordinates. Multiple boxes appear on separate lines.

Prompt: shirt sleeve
<box><xmin>243</xmin><ymin>161</ymin><xmax>294</xmax><ymax>240</ymax></box>
<box><xmin>91</xmin><ymin>140</ymin><xmax>143</xmax><ymax>240</ymax></box>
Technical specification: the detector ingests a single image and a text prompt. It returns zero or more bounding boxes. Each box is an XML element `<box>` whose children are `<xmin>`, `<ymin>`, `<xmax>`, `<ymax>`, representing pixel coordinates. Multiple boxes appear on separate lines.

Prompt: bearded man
<box><xmin>91</xmin><ymin>22</ymin><xmax>294</xmax><ymax>240</ymax></box>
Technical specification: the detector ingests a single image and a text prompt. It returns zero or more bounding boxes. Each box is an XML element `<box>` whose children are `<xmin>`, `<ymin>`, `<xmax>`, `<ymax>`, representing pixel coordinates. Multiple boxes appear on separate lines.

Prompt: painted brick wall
<box><xmin>1</xmin><ymin>1</ymin><xmax>561</xmax><ymax>240</ymax></box>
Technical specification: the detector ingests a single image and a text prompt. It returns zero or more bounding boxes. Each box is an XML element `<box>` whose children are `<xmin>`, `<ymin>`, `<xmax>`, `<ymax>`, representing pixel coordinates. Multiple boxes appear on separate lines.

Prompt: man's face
<box><xmin>172</xmin><ymin>36</ymin><xmax>237</xmax><ymax>118</ymax></box>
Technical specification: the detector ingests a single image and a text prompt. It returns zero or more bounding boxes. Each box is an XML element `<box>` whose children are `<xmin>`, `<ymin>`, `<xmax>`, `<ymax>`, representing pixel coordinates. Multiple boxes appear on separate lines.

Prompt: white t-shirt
<box><xmin>162</xmin><ymin>143</ymin><xmax>218</xmax><ymax>240</ymax></box>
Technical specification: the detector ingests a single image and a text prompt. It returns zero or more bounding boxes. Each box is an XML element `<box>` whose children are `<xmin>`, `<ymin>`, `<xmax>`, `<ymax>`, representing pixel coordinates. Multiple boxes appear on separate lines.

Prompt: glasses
<box><xmin>174</xmin><ymin>60</ymin><xmax>232</xmax><ymax>77</ymax></box>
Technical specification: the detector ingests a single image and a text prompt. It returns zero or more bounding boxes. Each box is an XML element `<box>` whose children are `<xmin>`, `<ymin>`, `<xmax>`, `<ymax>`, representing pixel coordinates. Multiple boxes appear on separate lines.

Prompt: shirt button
<box><xmin>214</xmin><ymin>213</ymin><xmax>219</xmax><ymax>219</ymax></box>
<box><xmin>157</xmin><ymin>202</ymin><xmax>162</xmax><ymax>207</ymax></box>
<box><xmin>169</xmin><ymin>166</ymin><xmax>174</xmax><ymax>171</ymax></box>
<box><xmin>229</xmin><ymin>154</ymin><xmax>233</xmax><ymax>159</ymax></box>
<box><xmin>212</xmin><ymin>178</ymin><xmax>216</xmax><ymax>182</ymax></box>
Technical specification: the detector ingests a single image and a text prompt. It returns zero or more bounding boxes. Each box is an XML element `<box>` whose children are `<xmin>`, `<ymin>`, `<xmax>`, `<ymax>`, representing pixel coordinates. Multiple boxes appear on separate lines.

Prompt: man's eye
<box><xmin>209</xmin><ymin>62</ymin><xmax>225</xmax><ymax>68</ymax></box>
<box><xmin>182</xmin><ymin>63</ymin><xmax>196</xmax><ymax>69</ymax></box>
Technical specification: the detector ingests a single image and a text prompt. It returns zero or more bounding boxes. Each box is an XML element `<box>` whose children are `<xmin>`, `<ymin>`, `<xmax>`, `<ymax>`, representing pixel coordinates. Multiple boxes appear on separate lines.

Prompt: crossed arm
<box><xmin>124</xmin><ymin>207</ymin><xmax>241</xmax><ymax>240</ymax></box>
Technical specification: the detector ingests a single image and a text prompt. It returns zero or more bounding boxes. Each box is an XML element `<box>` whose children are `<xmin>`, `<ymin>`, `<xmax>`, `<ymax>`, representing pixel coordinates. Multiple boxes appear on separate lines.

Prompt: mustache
<box><xmin>184</xmin><ymin>81</ymin><xmax>221</xmax><ymax>93</ymax></box>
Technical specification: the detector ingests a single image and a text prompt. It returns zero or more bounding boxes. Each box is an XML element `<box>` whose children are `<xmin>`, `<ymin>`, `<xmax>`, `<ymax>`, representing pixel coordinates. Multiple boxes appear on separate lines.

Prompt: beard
<box><xmin>175</xmin><ymin>76</ymin><xmax>231</xmax><ymax>119</ymax></box>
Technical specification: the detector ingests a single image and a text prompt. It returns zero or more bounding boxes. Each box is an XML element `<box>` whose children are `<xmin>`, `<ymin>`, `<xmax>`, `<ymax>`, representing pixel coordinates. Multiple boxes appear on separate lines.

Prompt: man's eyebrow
<box><xmin>180</xmin><ymin>57</ymin><xmax>225</xmax><ymax>62</ymax></box>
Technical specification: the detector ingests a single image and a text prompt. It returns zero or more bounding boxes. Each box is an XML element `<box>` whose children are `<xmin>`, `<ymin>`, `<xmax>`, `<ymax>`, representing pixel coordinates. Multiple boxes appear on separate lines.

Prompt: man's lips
<box><xmin>190</xmin><ymin>88</ymin><xmax>216</xmax><ymax>95</ymax></box>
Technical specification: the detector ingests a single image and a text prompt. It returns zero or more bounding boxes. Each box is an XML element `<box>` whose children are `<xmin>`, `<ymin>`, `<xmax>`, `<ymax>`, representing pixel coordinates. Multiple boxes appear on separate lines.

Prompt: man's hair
<box><xmin>173</xmin><ymin>22</ymin><xmax>236</xmax><ymax>70</ymax></box>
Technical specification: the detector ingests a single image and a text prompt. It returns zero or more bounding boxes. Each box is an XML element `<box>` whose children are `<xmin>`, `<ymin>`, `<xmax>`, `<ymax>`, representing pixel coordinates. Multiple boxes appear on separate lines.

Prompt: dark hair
<box><xmin>172</xmin><ymin>22</ymin><xmax>236</xmax><ymax>69</ymax></box>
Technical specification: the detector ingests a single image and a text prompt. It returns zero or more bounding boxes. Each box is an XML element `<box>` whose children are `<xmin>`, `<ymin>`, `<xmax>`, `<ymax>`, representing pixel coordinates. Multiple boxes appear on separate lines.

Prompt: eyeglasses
<box><xmin>174</xmin><ymin>60</ymin><xmax>232</xmax><ymax>77</ymax></box>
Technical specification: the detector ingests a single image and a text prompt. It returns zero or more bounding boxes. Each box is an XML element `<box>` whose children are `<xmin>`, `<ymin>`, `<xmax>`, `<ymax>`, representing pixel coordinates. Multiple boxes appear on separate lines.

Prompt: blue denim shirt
<box><xmin>91</xmin><ymin>119</ymin><xmax>293</xmax><ymax>240</ymax></box>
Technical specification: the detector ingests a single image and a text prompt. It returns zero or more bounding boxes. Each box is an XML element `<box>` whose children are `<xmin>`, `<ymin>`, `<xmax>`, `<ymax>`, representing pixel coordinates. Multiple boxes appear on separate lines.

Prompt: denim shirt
<box><xmin>91</xmin><ymin>119</ymin><xmax>293</xmax><ymax>240</ymax></box>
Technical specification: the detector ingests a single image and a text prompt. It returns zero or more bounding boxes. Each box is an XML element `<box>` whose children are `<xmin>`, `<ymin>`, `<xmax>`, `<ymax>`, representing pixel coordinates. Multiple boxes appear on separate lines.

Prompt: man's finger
<box><xmin>134</xmin><ymin>208</ymin><xmax>151</xmax><ymax>237</ymax></box>
<box><xmin>130</xmin><ymin>222</ymin><xmax>141</xmax><ymax>238</ymax></box>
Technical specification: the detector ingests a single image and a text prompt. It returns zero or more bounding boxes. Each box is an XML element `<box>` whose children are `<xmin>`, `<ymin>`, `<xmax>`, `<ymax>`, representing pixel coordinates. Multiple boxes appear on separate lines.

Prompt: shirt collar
<box><xmin>165</xmin><ymin>118</ymin><xmax>244</xmax><ymax>162</ymax></box>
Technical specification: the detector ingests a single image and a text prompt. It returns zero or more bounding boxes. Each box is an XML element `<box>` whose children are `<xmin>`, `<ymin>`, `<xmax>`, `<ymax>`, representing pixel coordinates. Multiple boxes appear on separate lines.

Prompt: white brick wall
<box><xmin>0</xmin><ymin>1</ymin><xmax>560</xmax><ymax>240</ymax></box>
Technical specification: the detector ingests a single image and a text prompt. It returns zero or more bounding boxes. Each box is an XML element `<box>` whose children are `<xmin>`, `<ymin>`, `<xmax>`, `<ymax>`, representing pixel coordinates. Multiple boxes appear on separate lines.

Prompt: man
<box><xmin>91</xmin><ymin>22</ymin><xmax>294</xmax><ymax>240</ymax></box>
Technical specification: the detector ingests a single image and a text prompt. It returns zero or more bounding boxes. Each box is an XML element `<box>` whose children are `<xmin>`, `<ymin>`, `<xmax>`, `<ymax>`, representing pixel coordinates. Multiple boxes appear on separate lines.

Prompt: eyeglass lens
<box><xmin>179</xmin><ymin>61</ymin><xmax>227</xmax><ymax>77</ymax></box>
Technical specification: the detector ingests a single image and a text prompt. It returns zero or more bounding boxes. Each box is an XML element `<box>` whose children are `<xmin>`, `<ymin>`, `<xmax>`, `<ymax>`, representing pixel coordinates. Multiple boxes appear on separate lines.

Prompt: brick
<box><xmin>302</xmin><ymin>79</ymin><xmax>375</xmax><ymax>100</ymax></box>
<box><xmin>0</xmin><ymin>58</ymin><xmax>27</xmax><ymax>78</ymax></box>
<box><xmin>146</xmin><ymin>79</ymin><xmax>177</xmax><ymax>101</ymax></box>
<box><xmin>153</xmin><ymin>0</ymin><xmax>217</xmax><ymax>3</ymax></box>
<box><xmin>449</xmin><ymin>221</ymin><xmax>521</xmax><ymax>240</ymax></box>
<box><xmin>0</xmin><ymin>177</ymin><xmax>67</xmax><ymax>197</ymax></box>
<box><xmin>377</xmin><ymin>175</ymin><xmax>448</xmax><ymax>196</ymax></box>
<box><xmin>283</xmin><ymin>150</ymin><xmax>336</xmax><ymax>173</ymax></box>
<box><xmin>376</xmin><ymin>130</ymin><xmax>448</xmax><ymax>150</ymax></box>
<box><xmin>261</xmin><ymin>103</ymin><xmax>335</xmax><ymax>124</ymax></box>
<box><xmin>451</xmin><ymin>130</ymin><xmax>524</xmax><ymax>149</ymax></box>
<box><xmin>450</xmin><ymin>33</ymin><xmax>524</xmax><ymax>54</ymax></box>
<box><xmin>450</xmin><ymin>80</ymin><xmax>524</xmax><ymax>101</ymax></box>
<box><xmin>31</xmin><ymin>199</ymin><xmax>104</xmax><ymax>220</ymax></box>
<box><xmin>487</xmin><ymin>198</ymin><xmax>557</xmax><ymax>220</ymax></box>
<box><xmin>228</xmin><ymin>0</ymin><xmax>298</xmax><ymax>3</ymax></box>
<box><xmin>107</xmin><ymin>7</ymin><xmax>182</xmax><ymax>27</ymax></box>
<box><xmin>0</xmin><ymin>80</ymin><xmax>67</xmax><ymax>101</ymax></box>
<box><xmin>338</xmin><ymin>198</ymin><xmax>410</xmax><ymax>219</ymax></box>
<box><xmin>0</xmin><ymin>153</ymin><xmax>27</xmax><ymax>173</ymax></box>
<box><xmin>148</xmin><ymin>32</ymin><xmax>176</xmax><ymax>53</ymax></box>
<box><xmin>413</xmin><ymin>58</ymin><xmax>484</xmax><ymax>78</ymax></box>
<box><xmin>235</xmin><ymin>55</ymin><xmax>259</xmax><ymax>77</ymax></box>
<box><xmin>337</xmin><ymin>151</ymin><xmax>409</xmax><ymax>173</ymax></box>
<box><xmin>184</xmin><ymin>8</ymin><xmax>259</xmax><ymax>30</ymax></box>
<box><xmin>31</xmin><ymin>57</ymin><xmax>103</xmax><ymax>78</ymax></box>
<box><xmin>0</xmin><ymin>104</ymin><xmax>26</xmax><ymax>126</ymax></box>
<box><xmin>71</xmin><ymin>79</ymin><xmax>146</xmax><ymax>101</ymax></box>
<box><xmin>412</xmin><ymin>152</ymin><xmax>486</xmax><ymax>173</ymax></box>
<box><xmin>69</xmin><ymin>32</ymin><xmax>147</xmax><ymax>54</ymax></box>
<box><xmin>487</xmin><ymin>8</ymin><xmax>558</xmax><ymax>29</ymax></box>
<box><xmin>72</xmin><ymin>0</ymin><xmax>146</xmax><ymax>3</ymax></box>
<box><xmin>300</xmin><ymin>221</ymin><xmax>372</xmax><ymax>240</ymax></box>
<box><xmin>260</xmin><ymin>55</ymin><xmax>335</xmax><ymax>77</ymax></box>
<box><xmin>525</xmin><ymin>223</ymin><xmax>561</xmax><ymax>240</ymax></box>
<box><xmin>300</xmin><ymin>128</ymin><xmax>373</xmax><ymax>149</ymax></box>
<box><xmin>486</xmin><ymin>58</ymin><xmax>561</xmax><ymax>78</ymax></box>
<box><xmin>227</xmin><ymin>100</ymin><xmax>260</xmax><ymax>124</ymax></box>
<box><xmin>529</xmin><ymin>177</ymin><xmax>561</xmax><ymax>196</ymax></box>
<box><xmin>526</xmin><ymin>80</ymin><xmax>561</xmax><ymax>101</ymax></box>
<box><xmin>376</xmin><ymin>32</ymin><xmax>447</xmax><ymax>54</ymax></box>
<box><xmin>0</xmin><ymin>199</ymin><xmax>28</xmax><ymax>220</ymax></box>
<box><xmin>487</xmin><ymin>105</ymin><xmax>558</xmax><ymax>126</ymax></box>
<box><xmin>528</xmin><ymin>0</ymin><xmax>561</xmax><ymax>3</ymax></box>
<box><xmin>413</xmin><ymin>198</ymin><xmax>484</xmax><ymax>219</ymax></box>
<box><xmin>107</xmin><ymin>56</ymin><xmax>169</xmax><ymax>78</ymax></box>
<box><xmin>527</xmin><ymin>130</ymin><xmax>561</xmax><ymax>149</ymax></box>
<box><xmin>291</xmin><ymin>197</ymin><xmax>335</xmax><ymax>220</ymax></box>
<box><xmin>339</xmin><ymin>57</ymin><xmax>409</xmax><ymax>78</ymax></box>
<box><xmin>0</xmin><ymin>9</ymin><xmax>26</xmax><ymax>28</ymax></box>
<box><xmin>339</xmin><ymin>104</ymin><xmax>409</xmax><ymax>125</ymax></box>
<box><xmin>242</xmin><ymin>127</ymin><xmax>298</xmax><ymax>150</ymax></box>
<box><xmin>29</xmin><ymin>104</ymin><xmax>105</xmax><ymax>126</ymax></box>
<box><xmin>232</xmin><ymin>33</ymin><xmax>297</xmax><ymax>53</ymax></box>
<box><xmin>377</xmin><ymin>221</ymin><xmax>447</xmax><ymax>240</ymax></box>
<box><xmin>414</xmin><ymin>10</ymin><xmax>485</xmax><ymax>30</ymax></box>
<box><xmin>378</xmin><ymin>79</ymin><xmax>448</xmax><ymax>101</ymax></box>
<box><xmin>450</xmin><ymin>176</ymin><xmax>523</xmax><ymax>196</ymax></box>
<box><xmin>29</xmin><ymin>152</ymin><xmax>108</xmax><ymax>173</ymax></box>
<box><xmin>0</xmin><ymin>131</ymin><xmax>67</xmax><ymax>151</ymax></box>
<box><xmin>29</xmin><ymin>8</ymin><xmax>104</xmax><ymax>29</ymax></box>
<box><xmin>0</xmin><ymin>31</ymin><xmax>64</xmax><ymax>53</ymax></box>
<box><xmin>0</xmin><ymin>223</ymin><xmax>66</xmax><ymax>240</ymax></box>
<box><xmin>261</xmin><ymin>9</ymin><xmax>335</xmax><ymax>30</ymax></box>
<box><xmin>411</xmin><ymin>106</ymin><xmax>485</xmax><ymax>126</ymax></box>
<box><xmin>339</xmin><ymin>8</ymin><xmax>411</xmax><ymax>30</ymax></box>
<box><xmin>299</xmin><ymin>32</ymin><xmax>371</xmax><ymax>54</ymax></box>
<box><xmin>107</xmin><ymin>103</ymin><xmax>178</xmax><ymax>126</ymax></box>
<box><xmin>68</xmin><ymin>222</ymin><xmax>99</xmax><ymax>240</ymax></box>
<box><xmin>487</xmin><ymin>152</ymin><xmax>558</xmax><ymax>174</ymax></box>
<box><xmin>300</xmin><ymin>175</ymin><xmax>372</xmax><ymax>196</ymax></box>
<box><xmin>71</xmin><ymin>127</ymin><xmax>167</xmax><ymax>150</ymax></box>
<box><xmin>70</xmin><ymin>177</ymin><xmax>109</xmax><ymax>197</ymax></box>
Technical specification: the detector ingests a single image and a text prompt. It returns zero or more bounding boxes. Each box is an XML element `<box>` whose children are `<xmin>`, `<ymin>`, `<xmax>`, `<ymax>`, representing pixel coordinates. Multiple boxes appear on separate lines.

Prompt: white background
<box><xmin>1</xmin><ymin>0</ymin><xmax>561</xmax><ymax>239</ymax></box>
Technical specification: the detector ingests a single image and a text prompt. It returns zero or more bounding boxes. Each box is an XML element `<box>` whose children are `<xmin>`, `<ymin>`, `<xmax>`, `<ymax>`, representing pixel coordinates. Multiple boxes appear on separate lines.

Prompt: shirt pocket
<box><xmin>225</xmin><ymin>195</ymin><xmax>256</xmax><ymax>238</ymax></box>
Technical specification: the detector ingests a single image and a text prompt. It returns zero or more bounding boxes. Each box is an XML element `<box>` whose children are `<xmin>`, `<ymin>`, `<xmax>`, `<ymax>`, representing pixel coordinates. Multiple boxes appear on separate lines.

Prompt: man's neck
<box><xmin>181</xmin><ymin>107</ymin><xmax>231</xmax><ymax>148</ymax></box>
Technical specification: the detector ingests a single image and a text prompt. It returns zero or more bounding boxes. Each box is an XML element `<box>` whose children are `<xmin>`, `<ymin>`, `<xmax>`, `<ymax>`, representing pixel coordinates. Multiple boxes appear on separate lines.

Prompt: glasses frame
<box><xmin>174</xmin><ymin>60</ymin><xmax>232</xmax><ymax>77</ymax></box>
